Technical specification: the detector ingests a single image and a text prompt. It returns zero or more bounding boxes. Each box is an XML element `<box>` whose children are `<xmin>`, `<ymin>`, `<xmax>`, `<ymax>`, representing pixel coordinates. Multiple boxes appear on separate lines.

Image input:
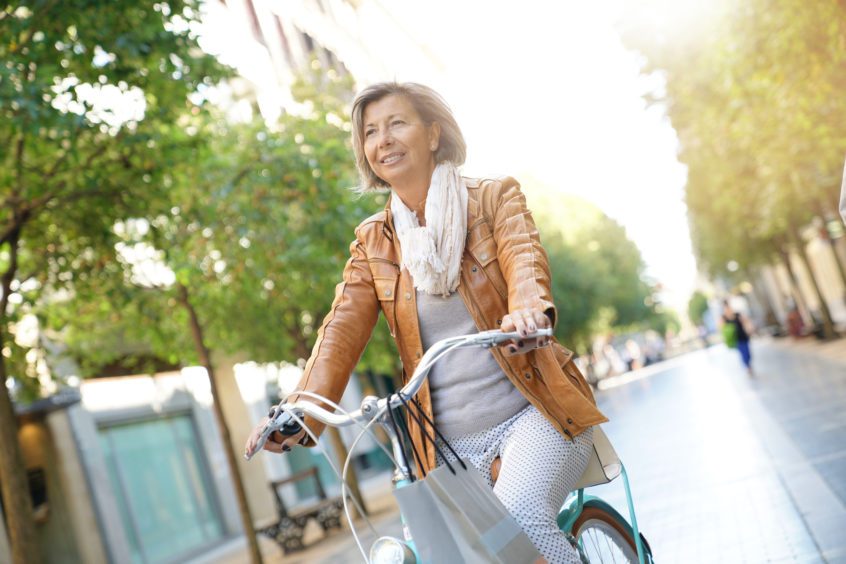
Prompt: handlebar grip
<box><xmin>277</xmin><ymin>419</ymin><xmax>302</xmax><ymax>436</ymax></box>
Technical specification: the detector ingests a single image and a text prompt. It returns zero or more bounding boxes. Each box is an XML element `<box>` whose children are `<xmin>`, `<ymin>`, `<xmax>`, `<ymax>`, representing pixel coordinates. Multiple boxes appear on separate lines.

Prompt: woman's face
<box><xmin>362</xmin><ymin>94</ymin><xmax>440</xmax><ymax>190</ymax></box>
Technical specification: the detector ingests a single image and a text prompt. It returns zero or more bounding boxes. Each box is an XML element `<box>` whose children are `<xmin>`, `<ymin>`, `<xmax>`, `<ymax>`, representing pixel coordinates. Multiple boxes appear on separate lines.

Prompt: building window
<box><xmin>99</xmin><ymin>414</ymin><xmax>224</xmax><ymax>564</ymax></box>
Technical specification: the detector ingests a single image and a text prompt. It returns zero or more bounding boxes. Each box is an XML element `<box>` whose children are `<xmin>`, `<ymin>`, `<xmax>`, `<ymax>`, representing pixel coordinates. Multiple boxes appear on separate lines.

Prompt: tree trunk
<box><xmin>326</xmin><ymin>426</ymin><xmax>368</xmax><ymax>519</ymax></box>
<box><xmin>743</xmin><ymin>268</ymin><xmax>776</xmax><ymax>328</ymax></box>
<box><xmin>177</xmin><ymin>284</ymin><xmax>263</xmax><ymax>564</ymax></box>
<box><xmin>789</xmin><ymin>227</ymin><xmax>837</xmax><ymax>339</ymax></box>
<box><xmin>817</xmin><ymin>202</ymin><xmax>846</xmax><ymax>292</ymax></box>
<box><xmin>0</xmin><ymin>229</ymin><xmax>41</xmax><ymax>564</ymax></box>
<box><xmin>778</xmin><ymin>248</ymin><xmax>812</xmax><ymax>322</ymax></box>
<box><xmin>290</xmin><ymin>325</ymin><xmax>368</xmax><ymax>517</ymax></box>
<box><xmin>827</xmin><ymin>238</ymin><xmax>846</xmax><ymax>299</ymax></box>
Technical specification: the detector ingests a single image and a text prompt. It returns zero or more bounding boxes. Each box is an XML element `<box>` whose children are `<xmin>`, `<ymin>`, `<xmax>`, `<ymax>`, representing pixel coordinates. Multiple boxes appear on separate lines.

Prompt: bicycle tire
<box><xmin>570</xmin><ymin>505</ymin><xmax>640</xmax><ymax>563</ymax></box>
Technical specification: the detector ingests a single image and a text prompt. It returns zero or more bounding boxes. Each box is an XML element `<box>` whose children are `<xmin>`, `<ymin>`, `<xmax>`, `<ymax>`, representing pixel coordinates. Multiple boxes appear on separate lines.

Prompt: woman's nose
<box><xmin>377</xmin><ymin>128</ymin><xmax>393</xmax><ymax>147</ymax></box>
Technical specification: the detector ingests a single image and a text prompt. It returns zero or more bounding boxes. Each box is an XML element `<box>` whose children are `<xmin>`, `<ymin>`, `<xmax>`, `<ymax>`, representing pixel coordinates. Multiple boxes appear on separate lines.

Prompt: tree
<box><xmin>46</xmin><ymin>69</ymin><xmax>397</xmax><ymax>377</ymax></box>
<box><xmin>0</xmin><ymin>3</ymin><xmax>230</xmax><ymax>562</ymax></box>
<box><xmin>688</xmin><ymin>290</ymin><xmax>709</xmax><ymax>327</ymax></box>
<box><xmin>620</xmin><ymin>0</ymin><xmax>846</xmax><ymax>338</ymax></box>
<box><xmin>531</xmin><ymin>190</ymin><xmax>660</xmax><ymax>351</ymax></box>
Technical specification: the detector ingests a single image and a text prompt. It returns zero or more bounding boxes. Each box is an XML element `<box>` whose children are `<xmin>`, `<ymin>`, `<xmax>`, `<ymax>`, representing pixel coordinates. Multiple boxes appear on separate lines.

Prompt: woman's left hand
<box><xmin>500</xmin><ymin>308</ymin><xmax>552</xmax><ymax>356</ymax></box>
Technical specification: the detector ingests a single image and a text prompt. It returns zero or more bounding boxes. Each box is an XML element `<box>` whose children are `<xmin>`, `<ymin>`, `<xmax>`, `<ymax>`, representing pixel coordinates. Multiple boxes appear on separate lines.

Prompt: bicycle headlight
<box><xmin>369</xmin><ymin>536</ymin><xmax>415</xmax><ymax>564</ymax></box>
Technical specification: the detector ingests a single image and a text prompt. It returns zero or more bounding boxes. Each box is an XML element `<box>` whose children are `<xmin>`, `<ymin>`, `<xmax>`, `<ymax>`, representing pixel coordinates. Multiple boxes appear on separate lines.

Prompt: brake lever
<box><xmin>244</xmin><ymin>407</ymin><xmax>303</xmax><ymax>461</ymax></box>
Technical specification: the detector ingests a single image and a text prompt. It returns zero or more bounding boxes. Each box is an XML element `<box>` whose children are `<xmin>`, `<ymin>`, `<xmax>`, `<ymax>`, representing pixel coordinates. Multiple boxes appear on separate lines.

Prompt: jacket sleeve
<box><xmin>288</xmin><ymin>231</ymin><xmax>380</xmax><ymax>444</ymax></box>
<box><xmin>487</xmin><ymin>177</ymin><xmax>558</xmax><ymax>327</ymax></box>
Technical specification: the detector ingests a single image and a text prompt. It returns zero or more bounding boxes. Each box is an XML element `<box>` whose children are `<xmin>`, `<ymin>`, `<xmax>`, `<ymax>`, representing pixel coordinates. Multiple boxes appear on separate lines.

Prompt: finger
<box><xmin>281</xmin><ymin>431</ymin><xmax>306</xmax><ymax>451</ymax></box>
<box><xmin>263</xmin><ymin>440</ymin><xmax>284</xmax><ymax>453</ymax></box>
<box><xmin>500</xmin><ymin>314</ymin><xmax>516</xmax><ymax>332</ymax></box>
<box><xmin>245</xmin><ymin>427</ymin><xmax>265</xmax><ymax>455</ymax></box>
<box><xmin>532</xmin><ymin>309</ymin><xmax>551</xmax><ymax>329</ymax></box>
<box><xmin>504</xmin><ymin>336</ymin><xmax>534</xmax><ymax>356</ymax></box>
<box><xmin>515</xmin><ymin>310</ymin><xmax>532</xmax><ymax>337</ymax></box>
<box><xmin>523</xmin><ymin>311</ymin><xmax>538</xmax><ymax>334</ymax></box>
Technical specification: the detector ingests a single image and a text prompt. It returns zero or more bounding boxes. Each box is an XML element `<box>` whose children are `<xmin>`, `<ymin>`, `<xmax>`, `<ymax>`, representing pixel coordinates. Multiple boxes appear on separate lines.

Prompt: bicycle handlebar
<box><xmin>244</xmin><ymin>327</ymin><xmax>553</xmax><ymax>460</ymax></box>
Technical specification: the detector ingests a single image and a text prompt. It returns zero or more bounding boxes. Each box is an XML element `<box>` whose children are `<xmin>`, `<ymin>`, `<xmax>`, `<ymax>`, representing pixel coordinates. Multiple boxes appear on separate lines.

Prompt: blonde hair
<box><xmin>351</xmin><ymin>82</ymin><xmax>467</xmax><ymax>192</ymax></box>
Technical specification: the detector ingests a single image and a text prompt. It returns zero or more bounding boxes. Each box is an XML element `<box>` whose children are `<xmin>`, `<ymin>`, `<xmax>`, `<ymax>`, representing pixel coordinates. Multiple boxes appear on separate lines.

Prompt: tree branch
<box><xmin>0</xmin><ymin>209</ymin><xmax>31</xmax><ymax>248</ymax></box>
<box><xmin>19</xmin><ymin>139</ymin><xmax>112</xmax><ymax>219</ymax></box>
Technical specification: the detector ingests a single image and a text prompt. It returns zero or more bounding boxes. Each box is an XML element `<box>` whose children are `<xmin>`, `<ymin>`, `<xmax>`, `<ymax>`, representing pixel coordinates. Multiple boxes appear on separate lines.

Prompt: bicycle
<box><xmin>246</xmin><ymin>328</ymin><xmax>654</xmax><ymax>564</ymax></box>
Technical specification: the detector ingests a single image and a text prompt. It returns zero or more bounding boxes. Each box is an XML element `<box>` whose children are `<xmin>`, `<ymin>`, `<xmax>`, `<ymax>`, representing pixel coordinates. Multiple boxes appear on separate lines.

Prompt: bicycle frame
<box><xmin>246</xmin><ymin>328</ymin><xmax>650</xmax><ymax>564</ymax></box>
<box><xmin>558</xmin><ymin>464</ymin><xmax>649</xmax><ymax>564</ymax></box>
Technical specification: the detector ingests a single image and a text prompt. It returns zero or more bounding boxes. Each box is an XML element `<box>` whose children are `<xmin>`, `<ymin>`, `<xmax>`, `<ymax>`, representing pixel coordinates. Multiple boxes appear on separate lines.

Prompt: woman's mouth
<box><xmin>380</xmin><ymin>152</ymin><xmax>405</xmax><ymax>165</ymax></box>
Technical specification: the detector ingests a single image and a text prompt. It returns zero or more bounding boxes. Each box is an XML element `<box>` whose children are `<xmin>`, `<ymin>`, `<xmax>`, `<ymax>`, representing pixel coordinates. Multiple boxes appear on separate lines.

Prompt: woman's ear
<box><xmin>429</xmin><ymin>122</ymin><xmax>441</xmax><ymax>152</ymax></box>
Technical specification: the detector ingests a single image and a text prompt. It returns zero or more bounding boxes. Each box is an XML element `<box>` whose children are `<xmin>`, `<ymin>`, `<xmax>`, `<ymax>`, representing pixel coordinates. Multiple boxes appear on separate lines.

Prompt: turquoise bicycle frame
<box><xmin>558</xmin><ymin>463</ymin><xmax>651</xmax><ymax>564</ymax></box>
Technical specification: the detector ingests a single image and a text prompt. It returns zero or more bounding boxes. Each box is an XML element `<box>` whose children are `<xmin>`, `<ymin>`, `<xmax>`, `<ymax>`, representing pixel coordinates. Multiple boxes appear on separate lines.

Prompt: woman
<box><xmin>722</xmin><ymin>300</ymin><xmax>754</xmax><ymax>376</ymax></box>
<box><xmin>246</xmin><ymin>82</ymin><xmax>607</xmax><ymax>563</ymax></box>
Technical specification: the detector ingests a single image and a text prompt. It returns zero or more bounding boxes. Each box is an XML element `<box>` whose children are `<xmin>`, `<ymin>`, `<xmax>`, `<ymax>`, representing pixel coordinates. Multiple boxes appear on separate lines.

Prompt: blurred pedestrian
<box><xmin>722</xmin><ymin>300</ymin><xmax>754</xmax><ymax>376</ymax></box>
<box><xmin>624</xmin><ymin>339</ymin><xmax>643</xmax><ymax>371</ymax></box>
<box><xmin>786</xmin><ymin>305</ymin><xmax>805</xmax><ymax>338</ymax></box>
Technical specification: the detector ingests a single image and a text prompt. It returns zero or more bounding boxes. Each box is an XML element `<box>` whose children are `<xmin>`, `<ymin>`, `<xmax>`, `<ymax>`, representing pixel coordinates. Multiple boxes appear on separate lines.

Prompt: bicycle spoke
<box><xmin>574</xmin><ymin>515</ymin><xmax>639</xmax><ymax>564</ymax></box>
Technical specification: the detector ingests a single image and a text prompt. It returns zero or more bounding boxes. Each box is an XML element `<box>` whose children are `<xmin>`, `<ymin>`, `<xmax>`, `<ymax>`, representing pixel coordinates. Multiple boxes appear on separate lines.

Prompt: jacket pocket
<box><xmin>468</xmin><ymin>234</ymin><xmax>508</xmax><ymax>300</ymax></box>
<box><xmin>370</xmin><ymin>256</ymin><xmax>399</xmax><ymax>337</ymax></box>
<box><xmin>552</xmin><ymin>343</ymin><xmax>596</xmax><ymax>404</ymax></box>
<box><xmin>373</xmin><ymin>276</ymin><xmax>398</xmax><ymax>336</ymax></box>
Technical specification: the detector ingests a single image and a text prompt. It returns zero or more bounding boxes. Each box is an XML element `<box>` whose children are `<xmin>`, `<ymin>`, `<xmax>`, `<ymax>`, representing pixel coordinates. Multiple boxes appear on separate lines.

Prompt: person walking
<box><xmin>246</xmin><ymin>82</ymin><xmax>607</xmax><ymax>563</ymax></box>
<box><xmin>722</xmin><ymin>300</ymin><xmax>754</xmax><ymax>376</ymax></box>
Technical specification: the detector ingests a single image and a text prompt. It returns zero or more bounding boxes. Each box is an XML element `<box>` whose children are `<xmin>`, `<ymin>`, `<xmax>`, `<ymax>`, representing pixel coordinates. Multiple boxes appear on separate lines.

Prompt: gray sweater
<box><xmin>416</xmin><ymin>290</ymin><xmax>529</xmax><ymax>438</ymax></box>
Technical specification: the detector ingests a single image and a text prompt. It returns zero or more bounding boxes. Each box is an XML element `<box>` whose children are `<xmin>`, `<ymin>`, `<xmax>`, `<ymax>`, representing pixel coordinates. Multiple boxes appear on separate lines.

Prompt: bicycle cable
<box><xmin>342</xmin><ymin>411</ymin><xmax>389</xmax><ymax>563</ymax></box>
<box><xmin>286</xmin><ymin>390</ymin><xmax>401</xmax><ymax>472</ymax></box>
<box><xmin>280</xmin><ymin>402</ymin><xmax>384</xmax><ymax>563</ymax></box>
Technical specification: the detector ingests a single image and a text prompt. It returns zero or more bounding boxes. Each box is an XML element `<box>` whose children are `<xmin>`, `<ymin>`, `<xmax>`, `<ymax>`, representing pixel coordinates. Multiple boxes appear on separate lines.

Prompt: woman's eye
<box><xmin>390</xmin><ymin>119</ymin><xmax>405</xmax><ymax>126</ymax></box>
<box><xmin>365</xmin><ymin>129</ymin><xmax>376</xmax><ymax>137</ymax></box>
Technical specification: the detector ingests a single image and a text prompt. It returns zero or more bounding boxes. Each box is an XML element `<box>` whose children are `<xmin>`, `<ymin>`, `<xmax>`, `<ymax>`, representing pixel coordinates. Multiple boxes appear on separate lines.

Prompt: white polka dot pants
<box><xmin>435</xmin><ymin>406</ymin><xmax>594</xmax><ymax>564</ymax></box>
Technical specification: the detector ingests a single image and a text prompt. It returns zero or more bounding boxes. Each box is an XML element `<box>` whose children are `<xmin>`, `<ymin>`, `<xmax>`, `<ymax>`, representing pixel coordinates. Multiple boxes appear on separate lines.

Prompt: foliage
<box><xmin>530</xmin><ymin>190</ymin><xmax>661</xmax><ymax>350</ymax></box>
<box><xmin>687</xmin><ymin>290</ymin><xmax>710</xmax><ymax>327</ymax></box>
<box><xmin>0</xmin><ymin>3</ymin><xmax>231</xmax><ymax>561</ymax></box>
<box><xmin>620</xmin><ymin>0</ymin><xmax>846</xmax><ymax>278</ymax></box>
<box><xmin>1</xmin><ymin>0</ymin><xmax>231</xmax><ymax>395</ymax></box>
<box><xmin>44</xmin><ymin>64</ymin><xmax>401</xmax><ymax>380</ymax></box>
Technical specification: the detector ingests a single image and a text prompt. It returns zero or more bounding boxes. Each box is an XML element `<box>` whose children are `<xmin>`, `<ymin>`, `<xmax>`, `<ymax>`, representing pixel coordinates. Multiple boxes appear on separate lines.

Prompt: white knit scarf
<box><xmin>390</xmin><ymin>162</ymin><xmax>468</xmax><ymax>296</ymax></box>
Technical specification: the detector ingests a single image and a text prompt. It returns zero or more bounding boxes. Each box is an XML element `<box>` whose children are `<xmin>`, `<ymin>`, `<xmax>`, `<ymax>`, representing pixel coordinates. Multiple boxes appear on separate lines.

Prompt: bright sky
<box><xmin>201</xmin><ymin>0</ymin><xmax>700</xmax><ymax>313</ymax></box>
<box><xmin>380</xmin><ymin>0</ymin><xmax>697</xmax><ymax>312</ymax></box>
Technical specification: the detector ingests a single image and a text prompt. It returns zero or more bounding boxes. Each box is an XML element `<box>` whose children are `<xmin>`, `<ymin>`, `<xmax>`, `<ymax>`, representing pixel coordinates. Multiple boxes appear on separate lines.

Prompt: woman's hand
<box><xmin>244</xmin><ymin>417</ymin><xmax>308</xmax><ymax>457</ymax></box>
<box><xmin>500</xmin><ymin>308</ymin><xmax>552</xmax><ymax>356</ymax></box>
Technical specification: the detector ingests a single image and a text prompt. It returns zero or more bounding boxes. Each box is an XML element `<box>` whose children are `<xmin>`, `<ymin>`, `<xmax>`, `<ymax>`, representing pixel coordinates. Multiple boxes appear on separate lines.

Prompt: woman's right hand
<box><xmin>244</xmin><ymin>417</ymin><xmax>308</xmax><ymax>457</ymax></box>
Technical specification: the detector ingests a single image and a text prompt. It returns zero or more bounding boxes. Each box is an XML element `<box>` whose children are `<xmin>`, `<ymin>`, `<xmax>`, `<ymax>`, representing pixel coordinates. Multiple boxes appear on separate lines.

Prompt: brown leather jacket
<box><xmin>293</xmin><ymin>176</ymin><xmax>608</xmax><ymax>472</ymax></box>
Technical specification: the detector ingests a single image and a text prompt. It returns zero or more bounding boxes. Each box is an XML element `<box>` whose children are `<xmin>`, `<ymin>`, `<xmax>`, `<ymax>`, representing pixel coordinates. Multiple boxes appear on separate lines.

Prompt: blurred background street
<box><xmin>2</xmin><ymin>1</ymin><xmax>846</xmax><ymax>563</ymax></box>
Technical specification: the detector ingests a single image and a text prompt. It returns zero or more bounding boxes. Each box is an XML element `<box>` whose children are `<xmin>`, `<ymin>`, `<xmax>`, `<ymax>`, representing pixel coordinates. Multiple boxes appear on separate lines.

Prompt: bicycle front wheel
<box><xmin>571</xmin><ymin>505</ymin><xmax>639</xmax><ymax>563</ymax></box>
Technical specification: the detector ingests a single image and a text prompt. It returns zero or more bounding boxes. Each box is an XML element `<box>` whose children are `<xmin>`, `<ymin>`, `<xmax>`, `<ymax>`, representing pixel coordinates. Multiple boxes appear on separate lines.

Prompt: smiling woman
<box><xmin>361</xmin><ymin>95</ymin><xmax>440</xmax><ymax>215</ymax></box>
<box><xmin>246</xmin><ymin>81</ymin><xmax>607</xmax><ymax>563</ymax></box>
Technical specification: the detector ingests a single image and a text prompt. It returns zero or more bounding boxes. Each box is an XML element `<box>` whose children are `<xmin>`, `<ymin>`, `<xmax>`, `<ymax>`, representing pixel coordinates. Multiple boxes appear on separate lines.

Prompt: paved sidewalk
<box><xmin>766</xmin><ymin>334</ymin><xmax>846</xmax><ymax>366</ymax></box>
